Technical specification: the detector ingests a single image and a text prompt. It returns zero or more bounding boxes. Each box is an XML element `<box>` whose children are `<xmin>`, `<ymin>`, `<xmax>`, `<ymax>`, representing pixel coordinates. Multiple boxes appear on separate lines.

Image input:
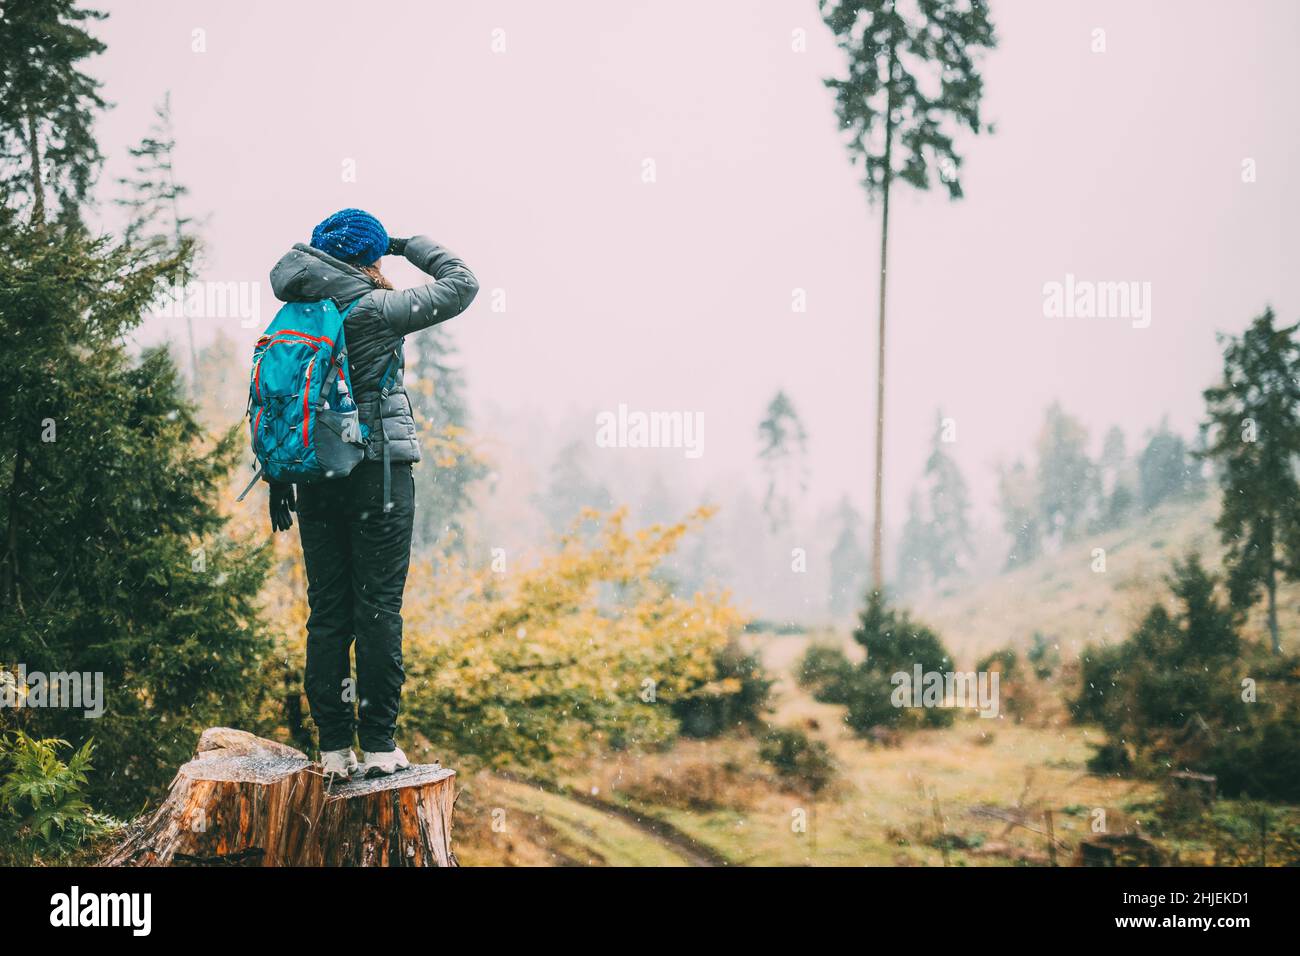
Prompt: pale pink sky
<box><xmin>89</xmin><ymin>0</ymin><xmax>1299</xmax><ymax>526</ymax></box>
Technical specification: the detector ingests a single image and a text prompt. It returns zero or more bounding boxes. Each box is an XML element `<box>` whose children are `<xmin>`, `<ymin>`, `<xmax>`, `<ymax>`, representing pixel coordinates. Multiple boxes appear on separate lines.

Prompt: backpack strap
<box><xmin>319</xmin><ymin>298</ymin><xmax>361</xmax><ymax>398</ymax></box>
<box><xmin>382</xmin><ymin>425</ymin><xmax>393</xmax><ymax>512</ymax></box>
<box><xmin>378</xmin><ymin>338</ymin><xmax>404</xmax><ymax>399</ymax></box>
<box><xmin>235</xmin><ymin>464</ymin><xmax>265</xmax><ymax>503</ymax></box>
<box><xmin>376</xmin><ymin>338</ymin><xmax>404</xmax><ymax>512</ymax></box>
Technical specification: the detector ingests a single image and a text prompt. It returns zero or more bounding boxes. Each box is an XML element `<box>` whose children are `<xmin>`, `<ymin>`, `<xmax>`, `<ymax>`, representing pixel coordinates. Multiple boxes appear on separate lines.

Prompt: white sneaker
<box><xmin>360</xmin><ymin>746</ymin><xmax>410</xmax><ymax>778</ymax></box>
<box><xmin>320</xmin><ymin>748</ymin><xmax>358</xmax><ymax>784</ymax></box>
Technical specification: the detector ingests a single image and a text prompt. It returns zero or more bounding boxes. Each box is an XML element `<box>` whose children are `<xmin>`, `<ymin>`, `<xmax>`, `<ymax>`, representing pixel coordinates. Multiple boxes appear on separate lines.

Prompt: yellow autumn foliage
<box><xmin>260</xmin><ymin>504</ymin><xmax>742</xmax><ymax>770</ymax></box>
<box><xmin>399</xmin><ymin>507</ymin><xmax>742</xmax><ymax>771</ymax></box>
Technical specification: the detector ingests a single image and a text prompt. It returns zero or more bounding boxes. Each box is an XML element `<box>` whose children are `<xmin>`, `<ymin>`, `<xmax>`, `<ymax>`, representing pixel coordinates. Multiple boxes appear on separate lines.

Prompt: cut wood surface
<box><xmin>102</xmin><ymin>728</ymin><xmax>457</xmax><ymax>867</ymax></box>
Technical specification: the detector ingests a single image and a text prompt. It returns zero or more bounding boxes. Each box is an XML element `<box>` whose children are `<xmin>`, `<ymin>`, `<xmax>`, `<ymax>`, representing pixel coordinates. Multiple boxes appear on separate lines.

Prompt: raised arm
<box><xmin>375</xmin><ymin>235</ymin><xmax>479</xmax><ymax>336</ymax></box>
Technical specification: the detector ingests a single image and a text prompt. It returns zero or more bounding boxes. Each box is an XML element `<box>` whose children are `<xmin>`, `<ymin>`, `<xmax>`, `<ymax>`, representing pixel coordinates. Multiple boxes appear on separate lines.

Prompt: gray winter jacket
<box><xmin>269</xmin><ymin>236</ymin><xmax>478</xmax><ymax>464</ymax></box>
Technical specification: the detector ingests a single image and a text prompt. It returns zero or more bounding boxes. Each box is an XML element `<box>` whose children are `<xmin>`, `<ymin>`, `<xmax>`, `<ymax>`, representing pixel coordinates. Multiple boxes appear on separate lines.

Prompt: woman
<box><xmin>267</xmin><ymin>208</ymin><xmax>478</xmax><ymax>781</ymax></box>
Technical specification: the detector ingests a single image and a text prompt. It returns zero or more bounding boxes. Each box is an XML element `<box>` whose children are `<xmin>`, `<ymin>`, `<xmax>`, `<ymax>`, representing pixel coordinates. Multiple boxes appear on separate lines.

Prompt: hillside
<box><xmin>908</xmin><ymin>494</ymin><xmax>1297</xmax><ymax>664</ymax></box>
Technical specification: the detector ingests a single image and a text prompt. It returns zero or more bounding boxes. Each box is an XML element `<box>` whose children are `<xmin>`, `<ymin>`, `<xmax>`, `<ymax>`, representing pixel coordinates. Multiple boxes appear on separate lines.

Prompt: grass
<box><xmin>454</xmin><ymin>773</ymin><xmax>694</xmax><ymax>867</ymax></box>
<box><xmin>456</xmin><ymin>493</ymin><xmax>1297</xmax><ymax>866</ymax></box>
<box><xmin>557</xmin><ymin>648</ymin><xmax>1159</xmax><ymax>866</ymax></box>
<box><xmin>560</xmin><ymin>725</ymin><xmax>1158</xmax><ymax>867</ymax></box>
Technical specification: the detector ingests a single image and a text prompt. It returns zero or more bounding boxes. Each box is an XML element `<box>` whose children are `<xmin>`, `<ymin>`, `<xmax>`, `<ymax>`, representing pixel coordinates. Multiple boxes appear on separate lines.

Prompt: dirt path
<box><xmin>495</xmin><ymin>773</ymin><xmax>731</xmax><ymax>867</ymax></box>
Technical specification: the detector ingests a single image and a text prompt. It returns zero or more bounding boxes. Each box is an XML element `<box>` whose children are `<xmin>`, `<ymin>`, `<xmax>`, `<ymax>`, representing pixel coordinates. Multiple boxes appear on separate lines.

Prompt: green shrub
<box><xmin>853</xmin><ymin>591</ymin><xmax>952</xmax><ymax>679</ymax></box>
<box><xmin>1085</xmin><ymin>740</ymin><xmax>1133</xmax><ymax>775</ymax></box>
<box><xmin>1073</xmin><ymin>556</ymin><xmax>1247</xmax><ymax>748</ymax></box>
<box><xmin>800</xmin><ymin>594</ymin><xmax>957</xmax><ymax>735</ymax></box>
<box><xmin>796</xmin><ymin>644</ymin><xmax>856</xmax><ymax>703</ymax></box>
<box><xmin>1073</xmin><ymin>555</ymin><xmax>1300</xmax><ymax>802</ymax></box>
<box><xmin>758</xmin><ymin>726</ymin><xmax>836</xmax><ymax>795</ymax></box>
<box><xmin>0</xmin><ymin>732</ymin><xmax>116</xmax><ymax>864</ymax></box>
<box><xmin>673</xmin><ymin>644</ymin><xmax>773</xmax><ymax>739</ymax></box>
<box><xmin>1201</xmin><ymin>704</ymin><xmax>1300</xmax><ymax>802</ymax></box>
<box><xmin>1203</xmin><ymin>802</ymin><xmax>1300</xmax><ymax>866</ymax></box>
<box><xmin>853</xmin><ymin>592</ymin><xmax>954</xmax><ymax>729</ymax></box>
<box><xmin>1072</xmin><ymin>643</ymin><xmax>1126</xmax><ymax>725</ymax></box>
<box><xmin>842</xmin><ymin>668</ymin><xmax>910</xmax><ymax>734</ymax></box>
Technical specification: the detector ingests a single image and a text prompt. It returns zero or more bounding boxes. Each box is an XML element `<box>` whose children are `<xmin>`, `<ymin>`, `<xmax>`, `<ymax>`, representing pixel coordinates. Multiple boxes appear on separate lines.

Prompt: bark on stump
<box><xmin>102</xmin><ymin>728</ymin><xmax>457</xmax><ymax>867</ymax></box>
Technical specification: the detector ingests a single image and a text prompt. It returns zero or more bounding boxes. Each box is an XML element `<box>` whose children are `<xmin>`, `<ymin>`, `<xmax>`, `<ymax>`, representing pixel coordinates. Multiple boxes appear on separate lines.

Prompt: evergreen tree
<box><xmin>851</xmin><ymin>591</ymin><xmax>953</xmax><ymax>729</ymax></box>
<box><xmin>756</xmin><ymin>390</ymin><xmax>809</xmax><ymax>533</ymax></box>
<box><xmin>1093</xmin><ymin>425</ymin><xmax>1133</xmax><ymax>531</ymax></box>
<box><xmin>922</xmin><ymin>413</ymin><xmax>972</xmax><ymax>580</ymax></box>
<box><xmin>1074</xmin><ymin>555</ymin><xmax>1244</xmax><ymax>755</ymax></box>
<box><xmin>116</xmin><ymin>94</ymin><xmax>192</xmax><ymax>250</ymax></box>
<box><xmin>1098</xmin><ymin>481</ymin><xmax>1135</xmax><ymax>533</ymax></box>
<box><xmin>1138</xmin><ymin>419</ymin><xmax>1193</xmax><ymax>512</ymax></box>
<box><xmin>997</xmin><ymin>459</ymin><xmax>1040</xmax><ymax>568</ymax></box>
<box><xmin>0</xmin><ymin>227</ymin><xmax>273</xmax><ymax>814</ymax></box>
<box><xmin>405</xmin><ymin>328</ymin><xmax>486</xmax><ymax>553</ymax></box>
<box><xmin>1201</xmin><ymin>308</ymin><xmax>1300</xmax><ymax>654</ymax></box>
<box><xmin>855</xmin><ymin>590</ymin><xmax>952</xmax><ymax>675</ymax></box>
<box><xmin>1099</xmin><ymin>425</ymin><xmax>1126</xmax><ymax>482</ymax></box>
<box><xmin>820</xmin><ymin>0</ymin><xmax>997</xmax><ymax>591</ymax></box>
<box><xmin>115</xmin><ymin>93</ymin><xmax>201</xmax><ymax>393</ymax></box>
<box><xmin>828</xmin><ymin>496</ymin><xmax>868</xmax><ymax>616</ymax></box>
<box><xmin>894</xmin><ymin>489</ymin><xmax>930</xmax><ymax>593</ymax></box>
<box><xmin>1035</xmin><ymin>402</ymin><xmax>1094</xmax><ymax>543</ymax></box>
<box><xmin>0</xmin><ymin>0</ymin><xmax>107</xmax><ymax>223</ymax></box>
<box><xmin>0</xmin><ymin>2</ymin><xmax>272</xmax><ymax>813</ymax></box>
<box><xmin>538</xmin><ymin>440</ymin><xmax>612</xmax><ymax>535</ymax></box>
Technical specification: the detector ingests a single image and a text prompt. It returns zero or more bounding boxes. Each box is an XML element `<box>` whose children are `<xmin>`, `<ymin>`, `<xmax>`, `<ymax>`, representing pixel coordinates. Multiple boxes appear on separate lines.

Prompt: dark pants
<box><xmin>297</xmin><ymin>460</ymin><xmax>414</xmax><ymax>753</ymax></box>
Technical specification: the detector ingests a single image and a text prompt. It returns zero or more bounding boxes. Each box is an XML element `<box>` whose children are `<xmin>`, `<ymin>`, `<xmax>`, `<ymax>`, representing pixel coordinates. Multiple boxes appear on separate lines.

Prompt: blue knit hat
<box><xmin>310</xmin><ymin>208</ymin><xmax>388</xmax><ymax>266</ymax></box>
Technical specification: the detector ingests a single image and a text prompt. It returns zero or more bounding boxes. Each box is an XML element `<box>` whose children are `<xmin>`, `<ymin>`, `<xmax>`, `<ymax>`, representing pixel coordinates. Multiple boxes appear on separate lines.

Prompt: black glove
<box><xmin>386</xmin><ymin>236</ymin><xmax>409</xmax><ymax>257</ymax></box>
<box><xmin>269</xmin><ymin>483</ymin><xmax>296</xmax><ymax>533</ymax></box>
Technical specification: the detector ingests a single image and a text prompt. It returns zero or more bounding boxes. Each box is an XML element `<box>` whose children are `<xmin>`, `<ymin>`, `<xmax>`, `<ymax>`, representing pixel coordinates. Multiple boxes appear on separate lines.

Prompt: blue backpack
<box><xmin>236</xmin><ymin>298</ymin><xmax>400</xmax><ymax>503</ymax></box>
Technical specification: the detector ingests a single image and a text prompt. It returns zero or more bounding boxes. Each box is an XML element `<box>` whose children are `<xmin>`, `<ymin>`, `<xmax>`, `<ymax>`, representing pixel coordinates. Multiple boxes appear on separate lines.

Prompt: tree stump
<box><xmin>102</xmin><ymin>728</ymin><xmax>457</xmax><ymax>867</ymax></box>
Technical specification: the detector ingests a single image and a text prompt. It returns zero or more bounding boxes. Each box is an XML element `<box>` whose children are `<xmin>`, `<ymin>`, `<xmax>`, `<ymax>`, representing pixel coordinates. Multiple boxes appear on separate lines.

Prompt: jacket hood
<box><xmin>270</xmin><ymin>242</ymin><xmax>375</xmax><ymax>304</ymax></box>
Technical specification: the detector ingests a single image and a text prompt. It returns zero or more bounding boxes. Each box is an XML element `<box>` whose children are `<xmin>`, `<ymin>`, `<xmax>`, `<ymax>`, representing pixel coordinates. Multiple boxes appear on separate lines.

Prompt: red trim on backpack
<box><xmin>261</xmin><ymin>336</ymin><xmax>323</xmax><ymax>353</ymax></box>
<box><xmin>269</xmin><ymin>329</ymin><xmax>335</xmax><ymax>348</ymax></box>
<box><xmin>302</xmin><ymin>357</ymin><xmax>315</xmax><ymax>446</ymax></box>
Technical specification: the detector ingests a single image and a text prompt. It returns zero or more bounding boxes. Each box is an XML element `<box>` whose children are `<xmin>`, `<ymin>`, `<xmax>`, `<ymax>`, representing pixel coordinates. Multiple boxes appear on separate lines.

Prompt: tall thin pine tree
<box><xmin>820</xmin><ymin>0</ymin><xmax>996</xmax><ymax>591</ymax></box>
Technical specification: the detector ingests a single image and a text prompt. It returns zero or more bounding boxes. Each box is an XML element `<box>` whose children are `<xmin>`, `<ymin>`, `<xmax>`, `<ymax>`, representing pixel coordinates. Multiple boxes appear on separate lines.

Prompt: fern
<box><xmin>0</xmin><ymin>732</ymin><xmax>115</xmax><ymax>862</ymax></box>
